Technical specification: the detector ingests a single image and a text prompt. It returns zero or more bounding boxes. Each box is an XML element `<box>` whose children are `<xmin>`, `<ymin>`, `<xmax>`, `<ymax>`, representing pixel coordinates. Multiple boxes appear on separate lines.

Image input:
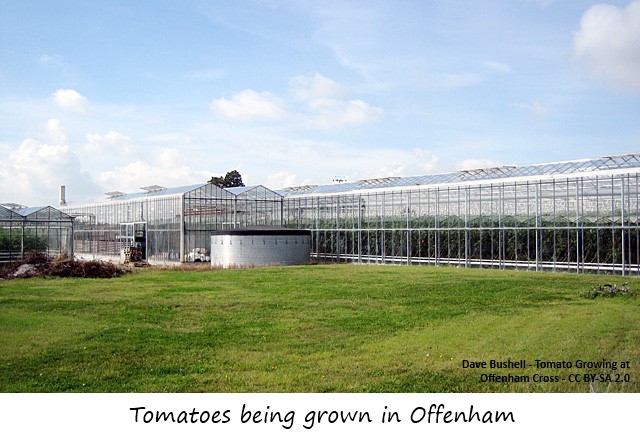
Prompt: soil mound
<box><xmin>0</xmin><ymin>252</ymin><xmax>129</xmax><ymax>279</ymax></box>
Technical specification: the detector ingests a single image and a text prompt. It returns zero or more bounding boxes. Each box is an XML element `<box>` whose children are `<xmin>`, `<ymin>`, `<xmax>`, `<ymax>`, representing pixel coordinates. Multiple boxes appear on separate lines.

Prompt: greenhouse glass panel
<box><xmin>282</xmin><ymin>155</ymin><xmax>640</xmax><ymax>275</ymax></box>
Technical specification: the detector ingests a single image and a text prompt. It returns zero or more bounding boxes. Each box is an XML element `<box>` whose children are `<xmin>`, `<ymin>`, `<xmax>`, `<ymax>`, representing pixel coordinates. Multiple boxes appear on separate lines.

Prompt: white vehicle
<box><xmin>187</xmin><ymin>247</ymin><xmax>210</xmax><ymax>262</ymax></box>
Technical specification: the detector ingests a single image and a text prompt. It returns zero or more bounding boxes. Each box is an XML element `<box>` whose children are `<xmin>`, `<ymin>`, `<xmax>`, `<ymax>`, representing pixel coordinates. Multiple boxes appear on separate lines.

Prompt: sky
<box><xmin>1</xmin><ymin>0</ymin><xmax>639</xmax><ymax>206</ymax></box>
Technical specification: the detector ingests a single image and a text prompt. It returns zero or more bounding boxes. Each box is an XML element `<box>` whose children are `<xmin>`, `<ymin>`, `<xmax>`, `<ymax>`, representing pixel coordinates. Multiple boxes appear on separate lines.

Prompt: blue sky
<box><xmin>1</xmin><ymin>0</ymin><xmax>639</xmax><ymax>205</ymax></box>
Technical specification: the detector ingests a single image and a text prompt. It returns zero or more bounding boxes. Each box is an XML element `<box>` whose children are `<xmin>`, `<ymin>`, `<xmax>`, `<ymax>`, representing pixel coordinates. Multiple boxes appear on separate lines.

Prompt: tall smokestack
<box><xmin>59</xmin><ymin>185</ymin><xmax>67</xmax><ymax>206</ymax></box>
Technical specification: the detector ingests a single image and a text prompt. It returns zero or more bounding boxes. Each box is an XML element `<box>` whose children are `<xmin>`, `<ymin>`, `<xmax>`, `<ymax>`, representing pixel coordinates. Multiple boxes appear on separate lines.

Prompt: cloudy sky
<box><xmin>1</xmin><ymin>0</ymin><xmax>639</xmax><ymax>206</ymax></box>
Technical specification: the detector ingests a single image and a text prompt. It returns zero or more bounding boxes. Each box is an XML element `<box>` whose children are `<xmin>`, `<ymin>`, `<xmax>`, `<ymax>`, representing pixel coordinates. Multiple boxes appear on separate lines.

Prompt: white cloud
<box><xmin>573</xmin><ymin>1</ymin><xmax>640</xmax><ymax>93</ymax></box>
<box><xmin>512</xmin><ymin>101</ymin><xmax>549</xmax><ymax>116</ymax></box>
<box><xmin>288</xmin><ymin>72</ymin><xmax>384</xmax><ymax>129</ymax></box>
<box><xmin>351</xmin><ymin>147</ymin><xmax>440</xmax><ymax>181</ymax></box>
<box><xmin>309</xmin><ymin>98</ymin><xmax>384</xmax><ymax>129</ymax></box>
<box><xmin>13</xmin><ymin>139</ymin><xmax>71</xmax><ymax>171</ymax></box>
<box><xmin>210</xmin><ymin>89</ymin><xmax>286</xmax><ymax>120</ymax></box>
<box><xmin>0</xmin><ymin>138</ymin><xmax>97</xmax><ymax>206</ymax></box>
<box><xmin>191</xmin><ymin>122</ymin><xmax>440</xmax><ymax>188</ymax></box>
<box><xmin>98</xmin><ymin>147</ymin><xmax>212</xmax><ymax>193</ymax></box>
<box><xmin>45</xmin><ymin>118</ymin><xmax>67</xmax><ymax>144</ymax></box>
<box><xmin>266</xmin><ymin>171</ymin><xmax>310</xmax><ymax>189</ymax></box>
<box><xmin>413</xmin><ymin>148</ymin><xmax>440</xmax><ymax>173</ymax></box>
<box><xmin>456</xmin><ymin>158</ymin><xmax>503</xmax><ymax>171</ymax></box>
<box><xmin>85</xmin><ymin>131</ymin><xmax>137</xmax><ymax>156</ymax></box>
<box><xmin>210</xmin><ymin>74</ymin><xmax>384</xmax><ymax>129</ymax></box>
<box><xmin>53</xmin><ymin>89</ymin><xmax>90</xmax><ymax>112</ymax></box>
<box><xmin>290</xmin><ymin>72</ymin><xmax>346</xmax><ymax>101</ymax></box>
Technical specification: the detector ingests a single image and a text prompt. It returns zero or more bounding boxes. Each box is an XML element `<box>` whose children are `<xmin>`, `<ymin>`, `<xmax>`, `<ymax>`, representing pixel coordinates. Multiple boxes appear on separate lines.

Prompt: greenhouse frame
<box><xmin>61</xmin><ymin>184</ymin><xmax>283</xmax><ymax>264</ymax></box>
<box><xmin>0</xmin><ymin>205</ymin><xmax>74</xmax><ymax>263</ymax></box>
<box><xmin>50</xmin><ymin>153</ymin><xmax>640</xmax><ymax>275</ymax></box>
<box><xmin>281</xmin><ymin>154</ymin><xmax>640</xmax><ymax>275</ymax></box>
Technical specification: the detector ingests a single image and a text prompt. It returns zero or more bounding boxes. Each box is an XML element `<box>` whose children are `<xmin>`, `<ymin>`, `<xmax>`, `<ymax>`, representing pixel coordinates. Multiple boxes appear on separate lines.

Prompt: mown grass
<box><xmin>0</xmin><ymin>264</ymin><xmax>638</xmax><ymax>392</ymax></box>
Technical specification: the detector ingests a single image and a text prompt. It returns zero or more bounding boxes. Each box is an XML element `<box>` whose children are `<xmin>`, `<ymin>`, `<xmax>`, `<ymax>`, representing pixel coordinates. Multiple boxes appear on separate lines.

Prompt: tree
<box><xmin>208</xmin><ymin>176</ymin><xmax>225</xmax><ymax>187</ymax></box>
<box><xmin>208</xmin><ymin>170</ymin><xmax>245</xmax><ymax>188</ymax></box>
<box><xmin>223</xmin><ymin>170</ymin><xmax>244</xmax><ymax>188</ymax></box>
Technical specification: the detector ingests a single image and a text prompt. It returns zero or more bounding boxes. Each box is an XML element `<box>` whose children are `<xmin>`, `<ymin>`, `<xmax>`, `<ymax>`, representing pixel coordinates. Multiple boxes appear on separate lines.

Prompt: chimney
<box><xmin>59</xmin><ymin>185</ymin><xmax>67</xmax><ymax>206</ymax></box>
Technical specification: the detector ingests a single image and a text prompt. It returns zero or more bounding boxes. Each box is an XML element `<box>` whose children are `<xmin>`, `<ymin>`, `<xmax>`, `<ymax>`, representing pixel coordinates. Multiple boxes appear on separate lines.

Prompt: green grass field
<box><xmin>1</xmin><ymin>264</ymin><xmax>638</xmax><ymax>392</ymax></box>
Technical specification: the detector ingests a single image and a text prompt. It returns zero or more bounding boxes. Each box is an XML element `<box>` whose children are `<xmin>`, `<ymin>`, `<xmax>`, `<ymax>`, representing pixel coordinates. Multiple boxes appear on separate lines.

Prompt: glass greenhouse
<box><xmin>60</xmin><ymin>184</ymin><xmax>283</xmax><ymax>264</ymax></box>
<box><xmin>281</xmin><ymin>154</ymin><xmax>640</xmax><ymax>275</ymax></box>
<box><xmin>0</xmin><ymin>205</ymin><xmax>74</xmax><ymax>263</ymax></box>
<box><xmin>53</xmin><ymin>153</ymin><xmax>640</xmax><ymax>275</ymax></box>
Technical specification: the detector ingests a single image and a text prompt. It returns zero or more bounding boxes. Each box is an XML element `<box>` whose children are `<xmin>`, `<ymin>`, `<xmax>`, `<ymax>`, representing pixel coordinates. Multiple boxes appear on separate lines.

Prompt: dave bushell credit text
<box><xmin>461</xmin><ymin>359</ymin><xmax>629</xmax><ymax>370</ymax></box>
<box><xmin>461</xmin><ymin>359</ymin><xmax>631</xmax><ymax>384</ymax></box>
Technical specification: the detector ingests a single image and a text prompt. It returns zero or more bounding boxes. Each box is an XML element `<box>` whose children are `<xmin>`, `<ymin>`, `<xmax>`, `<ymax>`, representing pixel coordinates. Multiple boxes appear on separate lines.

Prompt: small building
<box><xmin>210</xmin><ymin>226</ymin><xmax>311</xmax><ymax>268</ymax></box>
<box><xmin>60</xmin><ymin>183</ymin><xmax>283</xmax><ymax>264</ymax></box>
<box><xmin>0</xmin><ymin>204</ymin><xmax>74</xmax><ymax>263</ymax></box>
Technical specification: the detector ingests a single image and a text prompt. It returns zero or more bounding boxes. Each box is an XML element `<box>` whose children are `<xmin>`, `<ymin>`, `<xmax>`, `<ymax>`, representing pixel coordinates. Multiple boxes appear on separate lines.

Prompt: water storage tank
<box><xmin>210</xmin><ymin>226</ymin><xmax>311</xmax><ymax>268</ymax></box>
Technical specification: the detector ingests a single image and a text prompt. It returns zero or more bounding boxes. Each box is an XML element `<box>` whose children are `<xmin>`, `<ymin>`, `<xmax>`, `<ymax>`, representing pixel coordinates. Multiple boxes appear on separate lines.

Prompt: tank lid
<box><xmin>211</xmin><ymin>226</ymin><xmax>311</xmax><ymax>236</ymax></box>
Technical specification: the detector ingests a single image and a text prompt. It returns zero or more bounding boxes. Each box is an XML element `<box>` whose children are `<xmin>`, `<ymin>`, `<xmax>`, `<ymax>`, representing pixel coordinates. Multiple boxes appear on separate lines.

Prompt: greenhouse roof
<box><xmin>95</xmin><ymin>183</ymin><xmax>283</xmax><ymax>203</ymax></box>
<box><xmin>16</xmin><ymin>207</ymin><xmax>45</xmax><ymax>216</ymax></box>
<box><xmin>279</xmin><ymin>153</ymin><xmax>640</xmax><ymax>196</ymax></box>
<box><xmin>0</xmin><ymin>205</ymin><xmax>24</xmax><ymax>220</ymax></box>
<box><xmin>61</xmin><ymin>153</ymin><xmax>640</xmax><ymax>206</ymax></box>
<box><xmin>226</xmin><ymin>185</ymin><xmax>283</xmax><ymax>199</ymax></box>
<box><xmin>105</xmin><ymin>183</ymin><xmax>205</xmax><ymax>201</ymax></box>
<box><xmin>225</xmin><ymin>185</ymin><xmax>259</xmax><ymax>195</ymax></box>
<box><xmin>16</xmin><ymin>206</ymin><xmax>73</xmax><ymax>220</ymax></box>
<box><xmin>0</xmin><ymin>205</ymin><xmax>72</xmax><ymax>221</ymax></box>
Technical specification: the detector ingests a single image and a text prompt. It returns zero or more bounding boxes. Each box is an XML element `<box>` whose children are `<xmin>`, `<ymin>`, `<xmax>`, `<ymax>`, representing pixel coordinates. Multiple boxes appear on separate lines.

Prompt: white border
<box><xmin>1</xmin><ymin>393</ymin><xmax>637</xmax><ymax>437</ymax></box>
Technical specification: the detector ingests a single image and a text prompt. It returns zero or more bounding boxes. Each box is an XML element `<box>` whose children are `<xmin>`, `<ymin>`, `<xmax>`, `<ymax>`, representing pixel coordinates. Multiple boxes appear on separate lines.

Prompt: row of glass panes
<box><xmin>283</xmin><ymin>175</ymin><xmax>639</xmax><ymax>230</ymax></box>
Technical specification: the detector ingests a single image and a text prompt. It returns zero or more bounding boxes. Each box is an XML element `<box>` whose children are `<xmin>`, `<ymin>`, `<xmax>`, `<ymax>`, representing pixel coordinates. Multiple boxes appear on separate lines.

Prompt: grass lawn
<box><xmin>0</xmin><ymin>264</ymin><xmax>638</xmax><ymax>392</ymax></box>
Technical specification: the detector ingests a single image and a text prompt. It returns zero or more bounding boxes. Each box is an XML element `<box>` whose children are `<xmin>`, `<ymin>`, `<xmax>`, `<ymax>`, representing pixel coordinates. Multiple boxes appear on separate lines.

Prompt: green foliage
<box><xmin>289</xmin><ymin>215</ymin><xmax>638</xmax><ymax>267</ymax></box>
<box><xmin>207</xmin><ymin>175</ymin><xmax>224</xmax><ymax>187</ymax></box>
<box><xmin>0</xmin><ymin>228</ymin><xmax>48</xmax><ymax>253</ymax></box>
<box><xmin>223</xmin><ymin>170</ymin><xmax>244</xmax><ymax>187</ymax></box>
<box><xmin>208</xmin><ymin>170</ymin><xmax>245</xmax><ymax>188</ymax></box>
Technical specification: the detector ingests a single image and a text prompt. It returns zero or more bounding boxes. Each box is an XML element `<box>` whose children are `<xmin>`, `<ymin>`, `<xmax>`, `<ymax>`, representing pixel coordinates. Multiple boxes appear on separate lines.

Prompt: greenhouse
<box><xmin>52</xmin><ymin>153</ymin><xmax>640</xmax><ymax>274</ymax></box>
<box><xmin>60</xmin><ymin>184</ymin><xmax>283</xmax><ymax>264</ymax></box>
<box><xmin>0</xmin><ymin>205</ymin><xmax>74</xmax><ymax>263</ymax></box>
<box><xmin>281</xmin><ymin>154</ymin><xmax>640</xmax><ymax>275</ymax></box>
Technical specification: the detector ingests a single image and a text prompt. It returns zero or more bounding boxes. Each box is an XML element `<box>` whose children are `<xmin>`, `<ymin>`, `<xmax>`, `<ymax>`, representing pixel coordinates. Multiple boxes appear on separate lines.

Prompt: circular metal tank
<box><xmin>210</xmin><ymin>226</ymin><xmax>311</xmax><ymax>268</ymax></box>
